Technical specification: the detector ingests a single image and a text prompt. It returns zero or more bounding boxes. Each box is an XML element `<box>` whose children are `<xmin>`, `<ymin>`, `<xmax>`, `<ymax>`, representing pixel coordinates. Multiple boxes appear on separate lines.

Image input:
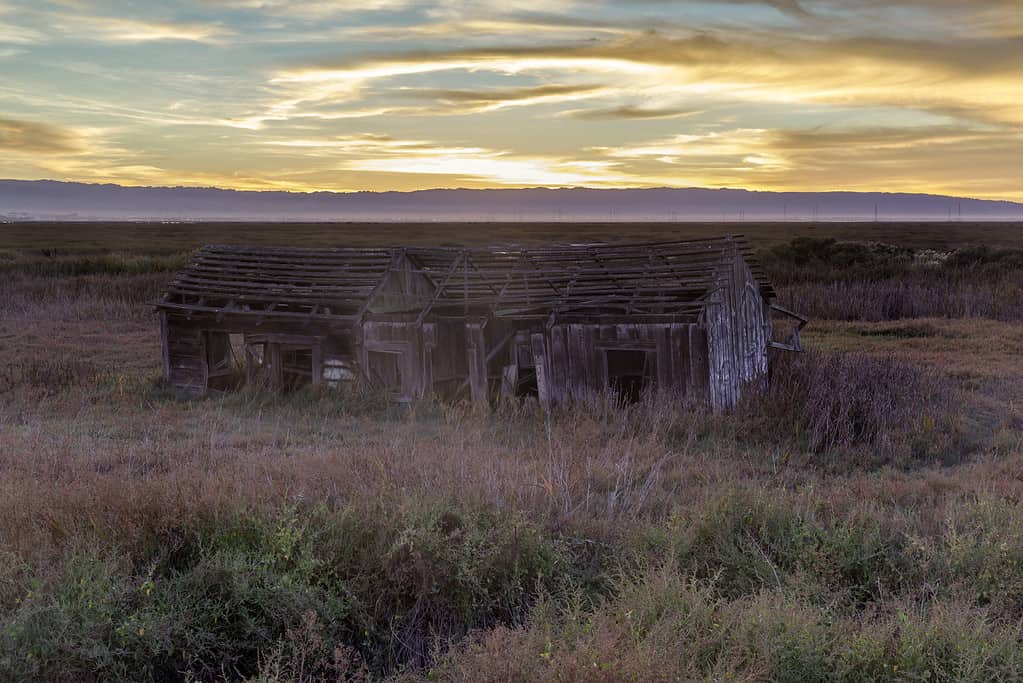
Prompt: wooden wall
<box><xmin>534</xmin><ymin>322</ymin><xmax>708</xmax><ymax>407</ymax></box>
<box><xmin>360</xmin><ymin>321</ymin><xmax>422</xmax><ymax>402</ymax></box>
<box><xmin>705</xmin><ymin>245</ymin><xmax>772</xmax><ymax>411</ymax></box>
<box><xmin>161</xmin><ymin>312</ymin><xmax>207</xmax><ymax>394</ymax></box>
<box><xmin>163</xmin><ymin>314</ymin><xmax>715</xmax><ymax>408</ymax></box>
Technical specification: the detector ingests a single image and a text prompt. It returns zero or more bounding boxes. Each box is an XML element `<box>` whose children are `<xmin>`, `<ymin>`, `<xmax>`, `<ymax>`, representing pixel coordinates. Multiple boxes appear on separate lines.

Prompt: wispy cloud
<box><xmin>589</xmin><ymin>125</ymin><xmax>1023</xmax><ymax>199</ymax></box>
<box><xmin>395</xmin><ymin>83</ymin><xmax>608</xmax><ymax>113</ymax></box>
<box><xmin>269</xmin><ymin>30</ymin><xmax>1023</xmax><ymax>129</ymax></box>
<box><xmin>53</xmin><ymin>16</ymin><xmax>231</xmax><ymax>43</ymax></box>
<box><xmin>565</xmin><ymin>105</ymin><xmax>702</xmax><ymax>120</ymax></box>
<box><xmin>0</xmin><ymin>21</ymin><xmax>46</xmax><ymax>44</ymax></box>
<box><xmin>260</xmin><ymin>133</ymin><xmax>626</xmax><ymax>186</ymax></box>
<box><xmin>0</xmin><ymin>116</ymin><xmax>82</xmax><ymax>153</ymax></box>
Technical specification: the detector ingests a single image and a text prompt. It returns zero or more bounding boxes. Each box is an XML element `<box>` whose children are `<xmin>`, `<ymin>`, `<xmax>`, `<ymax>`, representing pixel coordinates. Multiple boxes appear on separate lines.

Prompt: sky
<box><xmin>0</xmin><ymin>0</ymin><xmax>1021</xmax><ymax>199</ymax></box>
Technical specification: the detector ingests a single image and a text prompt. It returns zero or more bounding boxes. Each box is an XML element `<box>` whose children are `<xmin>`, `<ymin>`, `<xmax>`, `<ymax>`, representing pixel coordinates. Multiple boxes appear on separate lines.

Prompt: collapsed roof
<box><xmin>155</xmin><ymin>236</ymin><xmax>775</xmax><ymax>324</ymax></box>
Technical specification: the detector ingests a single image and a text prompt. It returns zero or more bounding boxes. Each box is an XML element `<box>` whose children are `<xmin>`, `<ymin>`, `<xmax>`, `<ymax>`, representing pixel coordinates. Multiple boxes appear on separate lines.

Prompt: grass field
<box><xmin>1</xmin><ymin>222</ymin><xmax>1022</xmax><ymax>681</ymax></box>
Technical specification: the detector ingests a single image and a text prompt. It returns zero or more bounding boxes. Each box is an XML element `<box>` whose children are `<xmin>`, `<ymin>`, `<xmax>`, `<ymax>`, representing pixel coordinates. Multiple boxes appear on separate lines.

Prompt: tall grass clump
<box><xmin>745</xmin><ymin>350</ymin><xmax>965</xmax><ymax>466</ymax></box>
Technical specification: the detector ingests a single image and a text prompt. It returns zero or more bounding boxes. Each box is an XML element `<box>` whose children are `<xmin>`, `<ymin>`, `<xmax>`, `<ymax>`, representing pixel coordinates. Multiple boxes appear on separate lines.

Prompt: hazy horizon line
<box><xmin>4</xmin><ymin>177</ymin><xmax>1021</xmax><ymax>206</ymax></box>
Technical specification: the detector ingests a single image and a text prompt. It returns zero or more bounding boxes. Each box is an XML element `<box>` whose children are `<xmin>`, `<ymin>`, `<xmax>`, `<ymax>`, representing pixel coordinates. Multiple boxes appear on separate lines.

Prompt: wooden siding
<box><xmin>538</xmin><ymin>322</ymin><xmax>708</xmax><ymax>406</ymax></box>
<box><xmin>163</xmin><ymin>314</ymin><xmax>206</xmax><ymax>394</ymax></box>
<box><xmin>705</xmin><ymin>243</ymin><xmax>772</xmax><ymax>411</ymax></box>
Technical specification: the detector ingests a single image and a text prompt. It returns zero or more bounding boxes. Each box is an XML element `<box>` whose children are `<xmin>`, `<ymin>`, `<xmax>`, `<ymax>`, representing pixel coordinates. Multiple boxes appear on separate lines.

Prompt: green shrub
<box><xmin>0</xmin><ymin>504</ymin><xmax>588</xmax><ymax>680</ymax></box>
<box><xmin>672</xmin><ymin>494</ymin><xmax>907</xmax><ymax>607</ymax></box>
<box><xmin>425</xmin><ymin>569</ymin><xmax>1023</xmax><ymax>682</ymax></box>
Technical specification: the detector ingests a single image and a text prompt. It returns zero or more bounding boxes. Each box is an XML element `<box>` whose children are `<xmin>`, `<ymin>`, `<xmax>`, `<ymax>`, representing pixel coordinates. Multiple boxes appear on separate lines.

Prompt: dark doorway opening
<box><xmin>205</xmin><ymin>331</ymin><xmax>240</xmax><ymax>391</ymax></box>
<box><xmin>368</xmin><ymin>350</ymin><xmax>403</xmax><ymax>394</ymax></box>
<box><xmin>241</xmin><ymin>341</ymin><xmax>315</xmax><ymax>392</ymax></box>
<box><xmin>516</xmin><ymin>368</ymin><xmax>538</xmax><ymax>397</ymax></box>
<box><xmin>605</xmin><ymin>349</ymin><xmax>652</xmax><ymax>404</ymax></box>
<box><xmin>513</xmin><ymin>338</ymin><xmax>538</xmax><ymax>398</ymax></box>
<box><xmin>280</xmin><ymin>346</ymin><xmax>314</xmax><ymax>390</ymax></box>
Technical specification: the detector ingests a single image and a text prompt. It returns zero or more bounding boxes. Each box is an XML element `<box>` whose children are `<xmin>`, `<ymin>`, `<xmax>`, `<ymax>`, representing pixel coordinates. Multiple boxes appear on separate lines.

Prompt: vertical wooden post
<box><xmin>465</xmin><ymin>322</ymin><xmax>488</xmax><ymax>407</ymax></box>
<box><xmin>500</xmin><ymin>364</ymin><xmax>518</xmax><ymax>403</ymax></box>
<box><xmin>311</xmin><ymin>343</ymin><xmax>323</xmax><ymax>386</ymax></box>
<box><xmin>158</xmin><ymin>311</ymin><xmax>171</xmax><ymax>383</ymax></box>
<box><xmin>244</xmin><ymin>343</ymin><xmax>257</xmax><ymax>385</ymax></box>
<box><xmin>198</xmin><ymin>330</ymin><xmax>209</xmax><ymax>392</ymax></box>
<box><xmin>531</xmin><ymin>332</ymin><xmax>550</xmax><ymax>412</ymax></box>
<box><xmin>420</xmin><ymin>323</ymin><xmax>436</xmax><ymax>398</ymax></box>
<box><xmin>268</xmin><ymin>342</ymin><xmax>283</xmax><ymax>390</ymax></box>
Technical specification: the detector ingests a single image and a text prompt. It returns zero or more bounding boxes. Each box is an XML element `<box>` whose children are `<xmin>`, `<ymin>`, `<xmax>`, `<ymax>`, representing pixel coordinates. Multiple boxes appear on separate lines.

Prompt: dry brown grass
<box><xmin>2</xmin><ymin>225</ymin><xmax>1023</xmax><ymax>681</ymax></box>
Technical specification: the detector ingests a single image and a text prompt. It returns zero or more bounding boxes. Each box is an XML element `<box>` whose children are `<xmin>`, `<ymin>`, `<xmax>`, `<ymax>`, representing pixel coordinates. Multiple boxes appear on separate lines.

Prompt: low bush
<box><xmin>672</xmin><ymin>493</ymin><xmax>908</xmax><ymax>607</ymax></box>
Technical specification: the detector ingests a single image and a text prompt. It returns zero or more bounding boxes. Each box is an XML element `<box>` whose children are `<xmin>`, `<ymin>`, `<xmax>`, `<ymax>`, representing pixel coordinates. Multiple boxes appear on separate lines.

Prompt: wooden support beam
<box><xmin>530</xmin><ymin>332</ymin><xmax>551</xmax><ymax>413</ymax></box>
<box><xmin>268</xmin><ymin>342</ymin><xmax>283</xmax><ymax>390</ymax></box>
<box><xmin>483</xmin><ymin>328</ymin><xmax>517</xmax><ymax>366</ymax></box>
<box><xmin>415</xmin><ymin>252</ymin><xmax>463</xmax><ymax>326</ymax></box>
<box><xmin>465</xmin><ymin>322</ymin><xmax>489</xmax><ymax>408</ymax></box>
<box><xmin>311</xmin><ymin>344</ymin><xmax>323</xmax><ymax>385</ymax></box>
<box><xmin>357</xmin><ymin>250</ymin><xmax>403</xmax><ymax>322</ymax></box>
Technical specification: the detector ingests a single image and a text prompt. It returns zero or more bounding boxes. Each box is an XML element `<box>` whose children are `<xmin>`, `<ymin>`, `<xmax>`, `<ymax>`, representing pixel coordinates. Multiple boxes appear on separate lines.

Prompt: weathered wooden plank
<box><xmin>567</xmin><ymin>324</ymin><xmax>587</xmax><ymax>396</ymax></box>
<box><xmin>655</xmin><ymin>325</ymin><xmax>670</xmax><ymax>390</ymax></box>
<box><xmin>311</xmin><ymin>344</ymin><xmax>323</xmax><ymax>385</ymax></box>
<box><xmin>531</xmin><ymin>333</ymin><xmax>550</xmax><ymax>412</ymax></box>
<box><xmin>547</xmin><ymin>325</ymin><xmax>569</xmax><ymax>405</ymax></box>
<box><xmin>690</xmin><ymin>325</ymin><xmax>709</xmax><ymax>405</ymax></box>
<box><xmin>159</xmin><ymin>310</ymin><xmax>171</xmax><ymax>383</ymax></box>
<box><xmin>465</xmin><ymin>322</ymin><xmax>488</xmax><ymax>407</ymax></box>
<box><xmin>268</xmin><ymin>342</ymin><xmax>283</xmax><ymax>390</ymax></box>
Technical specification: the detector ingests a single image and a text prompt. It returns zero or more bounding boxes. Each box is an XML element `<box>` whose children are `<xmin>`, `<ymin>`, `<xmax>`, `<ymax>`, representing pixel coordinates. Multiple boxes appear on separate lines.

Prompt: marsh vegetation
<box><xmin>1</xmin><ymin>223</ymin><xmax>1021</xmax><ymax>681</ymax></box>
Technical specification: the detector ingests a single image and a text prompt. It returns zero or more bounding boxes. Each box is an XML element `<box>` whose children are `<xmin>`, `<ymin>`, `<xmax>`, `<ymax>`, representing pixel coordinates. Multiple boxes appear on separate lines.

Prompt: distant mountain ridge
<box><xmin>1</xmin><ymin>179</ymin><xmax>1021</xmax><ymax>222</ymax></box>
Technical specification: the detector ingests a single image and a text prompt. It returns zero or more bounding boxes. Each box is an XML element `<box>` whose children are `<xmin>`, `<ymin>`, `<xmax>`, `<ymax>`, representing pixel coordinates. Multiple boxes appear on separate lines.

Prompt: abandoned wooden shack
<box><xmin>154</xmin><ymin>237</ymin><xmax>804</xmax><ymax>410</ymax></box>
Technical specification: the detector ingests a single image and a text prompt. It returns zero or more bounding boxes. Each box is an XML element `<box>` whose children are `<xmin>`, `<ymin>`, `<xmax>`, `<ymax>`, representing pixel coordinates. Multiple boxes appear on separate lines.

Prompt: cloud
<box><xmin>646</xmin><ymin>0</ymin><xmax>810</xmax><ymax>18</ymax></box>
<box><xmin>0</xmin><ymin>116</ymin><xmax>81</xmax><ymax>153</ymax></box>
<box><xmin>272</xmin><ymin>30</ymin><xmax>1023</xmax><ymax>129</ymax></box>
<box><xmin>566</xmin><ymin>105</ymin><xmax>701</xmax><ymax>120</ymax></box>
<box><xmin>259</xmin><ymin>133</ymin><xmax>627</xmax><ymax>186</ymax></box>
<box><xmin>55</xmin><ymin>16</ymin><xmax>230</xmax><ymax>43</ymax></box>
<box><xmin>588</xmin><ymin>124</ymin><xmax>1023</xmax><ymax>200</ymax></box>
<box><xmin>0</xmin><ymin>21</ymin><xmax>45</xmax><ymax>44</ymax></box>
<box><xmin>200</xmin><ymin>0</ymin><xmax>413</xmax><ymax>16</ymax></box>
<box><xmin>395</xmin><ymin>83</ymin><xmax>607</xmax><ymax>112</ymax></box>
